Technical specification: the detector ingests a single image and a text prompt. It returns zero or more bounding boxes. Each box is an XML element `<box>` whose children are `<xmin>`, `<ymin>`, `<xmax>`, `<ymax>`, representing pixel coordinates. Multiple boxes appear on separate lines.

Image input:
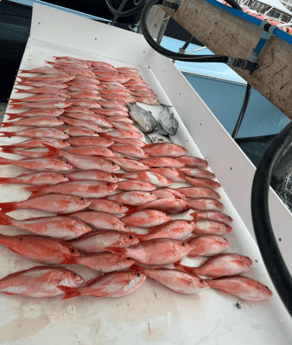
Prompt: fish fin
<box><xmin>106</xmin><ymin>246</ymin><xmax>128</xmax><ymax>260</ymax></box>
<box><xmin>133</xmin><ymin>233</ymin><xmax>145</xmax><ymax>241</ymax></box>
<box><xmin>41</xmin><ymin>143</ymin><xmax>60</xmax><ymax>157</ymax></box>
<box><xmin>0</xmin><ymin>132</ymin><xmax>17</xmax><ymax>138</ymax></box>
<box><xmin>173</xmin><ymin>260</ymin><xmax>182</xmax><ymax>268</ymax></box>
<box><xmin>174</xmin><ymin>263</ymin><xmax>197</xmax><ymax>275</ymax></box>
<box><xmin>0</xmin><ymin>202</ymin><xmax>17</xmax><ymax>213</ymax></box>
<box><xmin>0</xmin><ymin>122</ymin><xmax>18</xmax><ymax>128</ymax></box>
<box><xmin>0</xmin><ymin>211</ymin><xmax>13</xmax><ymax>226</ymax></box>
<box><xmin>57</xmin><ymin>285</ymin><xmax>81</xmax><ymax>300</ymax></box>
<box><xmin>4</xmin><ymin>113</ymin><xmax>19</xmax><ymax>120</ymax></box>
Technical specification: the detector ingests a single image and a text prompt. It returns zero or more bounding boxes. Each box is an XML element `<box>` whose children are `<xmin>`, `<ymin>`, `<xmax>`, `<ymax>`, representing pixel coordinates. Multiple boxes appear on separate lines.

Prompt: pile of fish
<box><xmin>0</xmin><ymin>56</ymin><xmax>272</xmax><ymax>302</ymax></box>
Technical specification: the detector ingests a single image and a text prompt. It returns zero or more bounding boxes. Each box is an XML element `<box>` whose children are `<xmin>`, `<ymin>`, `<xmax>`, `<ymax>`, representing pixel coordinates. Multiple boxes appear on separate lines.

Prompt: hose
<box><xmin>231</xmin><ymin>83</ymin><xmax>252</xmax><ymax>138</ymax></box>
<box><xmin>251</xmin><ymin>120</ymin><xmax>292</xmax><ymax>316</ymax></box>
<box><xmin>105</xmin><ymin>0</ymin><xmax>146</xmax><ymax>18</ymax></box>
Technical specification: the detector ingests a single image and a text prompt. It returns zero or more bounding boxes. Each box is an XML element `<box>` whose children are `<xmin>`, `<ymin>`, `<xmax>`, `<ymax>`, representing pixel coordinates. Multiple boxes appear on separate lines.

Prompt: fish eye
<box><xmin>112</xmin><ymin>162</ymin><xmax>115</xmax><ymax>165</ymax></box>
<box><xmin>81</xmin><ymin>198</ymin><xmax>84</xmax><ymax>200</ymax></box>
<box><xmin>74</xmin><ymin>273</ymin><xmax>77</xmax><ymax>277</ymax></box>
<box><xmin>107</xmin><ymin>182</ymin><xmax>110</xmax><ymax>185</ymax></box>
<box><xmin>187</xmin><ymin>221</ymin><xmax>190</xmax><ymax>224</ymax></box>
<box><xmin>112</xmin><ymin>175</ymin><xmax>115</xmax><ymax>178</ymax></box>
<box><xmin>129</xmin><ymin>235</ymin><xmax>133</xmax><ymax>239</ymax></box>
<box><xmin>137</xmin><ymin>273</ymin><xmax>140</xmax><ymax>277</ymax></box>
<box><xmin>200</xmin><ymin>279</ymin><xmax>203</xmax><ymax>283</ymax></box>
<box><xmin>125</xmin><ymin>225</ymin><xmax>128</xmax><ymax>228</ymax></box>
<box><xmin>182</xmin><ymin>242</ymin><xmax>185</xmax><ymax>246</ymax></box>
<box><xmin>71</xmin><ymin>248</ymin><xmax>75</xmax><ymax>253</ymax></box>
<box><xmin>119</xmin><ymin>204</ymin><xmax>122</xmax><ymax>207</ymax></box>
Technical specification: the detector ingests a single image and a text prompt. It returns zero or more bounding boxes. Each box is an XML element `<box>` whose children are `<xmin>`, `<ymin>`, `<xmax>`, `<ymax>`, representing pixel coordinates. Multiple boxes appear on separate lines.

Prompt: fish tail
<box><xmin>189</xmin><ymin>212</ymin><xmax>198</xmax><ymax>221</ymax></box>
<box><xmin>133</xmin><ymin>233</ymin><xmax>145</xmax><ymax>241</ymax></box>
<box><xmin>7</xmin><ymin>98</ymin><xmax>21</xmax><ymax>103</ymax></box>
<box><xmin>1</xmin><ymin>147</ymin><xmax>15</xmax><ymax>154</ymax></box>
<box><xmin>0</xmin><ymin>202</ymin><xmax>17</xmax><ymax>213</ymax></box>
<box><xmin>22</xmin><ymin>187</ymin><xmax>44</xmax><ymax>200</ymax></box>
<box><xmin>174</xmin><ymin>263</ymin><xmax>197</xmax><ymax>275</ymax></box>
<box><xmin>8</xmin><ymin>104</ymin><xmax>26</xmax><ymax>109</ymax></box>
<box><xmin>42</xmin><ymin>143</ymin><xmax>60</xmax><ymax>157</ymax></box>
<box><xmin>57</xmin><ymin>285</ymin><xmax>81</xmax><ymax>300</ymax></box>
<box><xmin>0</xmin><ymin>132</ymin><xmax>17</xmax><ymax>137</ymax></box>
<box><xmin>4</xmin><ymin>114</ymin><xmax>19</xmax><ymax>120</ymax></box>
<box><xmin>60</xmin><ymin>257</ymin><xmax>77</xmax><ymax>265</ymax></box>
<box><xmin>124</xmin><ymin>205</ymin><xmax>138</xmax><ymax>216</ymax></box>
<box><xmin>0</xmin><ymin>122</ymin><xmax>16</xmax><ymax>128</ymax></box>
<box><xmin>0</xmin><ymin>211</ymin><xmax>13</xmax><ymax>226</ymax></box>
<box><xmin>106</xmin><ymin>246</ymin><xmax>128</xmax><ymax>260</ymax></box>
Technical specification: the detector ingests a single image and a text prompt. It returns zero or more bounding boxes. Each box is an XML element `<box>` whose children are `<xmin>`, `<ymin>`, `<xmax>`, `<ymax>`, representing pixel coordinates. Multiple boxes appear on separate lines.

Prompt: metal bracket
<box><xmin>162</xmin><ymin>0</ymin><xmax>181</xmax><ymax>12</ymax></box>
<box><xmin>247</xmin><ymin>20</ymin><xmax>277</xmax><ymax>74</ymax></box>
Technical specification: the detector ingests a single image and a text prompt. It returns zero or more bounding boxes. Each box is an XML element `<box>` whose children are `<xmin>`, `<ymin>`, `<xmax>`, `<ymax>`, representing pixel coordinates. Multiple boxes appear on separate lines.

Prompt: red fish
<box><xmin>66</xmin><ymin>170</ymin><xmax>119</xmax><ymax>183</ymax></box>
<box><xmin>178</xmin><ymin>156</ymin><xmax>208</xmax><ymax>169</ymax></box>
<box><xmin>59</xmin><ymin>116</ymin><xmax>104</xmax><ymax>133</ymax></box>
<box><xmin>63</xmin><ymin>112</ymin><xmax>113</xmax><ymax>128</ymax></box>
<box><xmin>111</xmin><ymin>122</ymin><xmax>140</xmax><ymax>132</ymax></box>
<box><xmin>134</xmin><ymin>97</ymin><xmax>160</xmax><ymax>105</ymax></box>
<box><xmin>62</xmin><ymin>252</ymin><xmax>135</xmax><ymax>273</ymax></box>
<box><xmin>107</xmin><ymin>238</ymin><xmax>192</xmax><ymax>265</ymax></box>
<box><xmin>66</xmin><ymin>92</ymin><xmax>101</xmax><ymax>101</ymax></box>
<box><xmin>69</xmin><ymin>211</ymin><xmax>129</xmax><ymax>232</ymax></box>
<box><xmin>1</xmin><ymin>146</ymin><xmax>60</xmax><ymax>158</ymax></box>
<box><xmin>0</xmin><ymin>127</ymin><xmax>69</xmax><ymax>139</ymax></box>
<box><xmin>121</xmin><ymin>210</ymin><xmax>172</xmax><ymax>228</ymax></box>
<box><xmin>0</xmin><ymin>233</ymin><xmax>81</xmax><ymax>264</ymax></box>
<box><xmin>94</xmin><ymin>109</ymin><xmax>129</xmax><ymax>117</ymax></box>
<box><xmin>117</xmin><ymin>180</ymin><xmax>156</xmax><ymax>192</ymax></box>
<box><xmin>64</xmin><ymin>145</ymin><xmax>116</xmax><ymax>157</ymax></box>
<box><xmin>24</xmin><ymin>180</ymin><xmax>117</xmax><ymax>199</ymax></box>
<box><xmin>17</xmin><ymin>75</ymin><xmax>75</xmax><ymax>83</ymax></box>
<box><xmin>9</xmin><ymin>94</ymin><xmax>66</xmax><ymax>103</ymax></box>
<box><xmin>187</xmin><ymin>198</ymin><xmax>224</xmax><ymax>211</ymax></box>
<box><xmin>107</xmin><ymin>116</ymin><xmax>133</xmax><ymax>123</ymax></box>
<box><xmin>98</xmin><ymin>100</ymin><xmax>128</xmax><ymax>111</ymax></box>
<box><xmin>109</xmin><ymin>157</ymin><xmax>149</xmax><ymax>171</ymax></box>
<box><xmin>15</xmin><ymin>81</ymin><xmax>68</xmax><ymax>89</ymax></box>
<box><xmin>87</xmin><ymin>199</ymin><xmax>128</xmax><ymax>214</ymax></box>
<box><xmin>15</xmin><ymin>88</ymin><xmax>69</xmax><ymax>98</ymax></box>
<box><xmin>64</xmin><ymin>106</ymin><xmax>96</xmax><ymax>114</ymax></box>
<box><xmin>178</xmin><ymin>187</ymin><xmax>220</xmax><ymax>200</ymax></box>
<box><xmin>141</xmin><ymin>157</ymin><xmax>184</xmax><ymax>168</ymax></box>
<box><xmin>58</xmin><ymin>150</ymin><xmax>121</xmax><ymax>172</ymax></box>
<box><xmin>1</xmin><ymin>117</ymin><xmax>64</xmax><ymax>128</ymax></box>
<box><xmin>0</xmin><ymin>156</ymin><xmax>72</xmax><ymax>172</ymax></box>
<box><xmin>9</xmin><ymin>101</ymin><xmax>71</xmax><ymax>109</ymax></box>
<box><xmin>120</xmin><ymin>171</ymin><xmax>172</xmax><ymax>187</ymax></box>
<box><xmin>67</xmin><ymin>81</ymin><xmax>100</xmax><ymax>90</ymax></box>
<box><xmin>70</xmin><ymin>230</ymin><xmax>139</xmax><ymax>253</ymax></box>
<box><xmin>148</xmin><ymin>168</ymin><xmax>186</xmax><ymax>183</ymax></box>
<box><xmin>59</xmin><ymin>270</ymin><xmax>146</xmax><ymax>299</ymax></box>
<box><xmin>0</xmin><ymin>212</ymin><xmax>92</xmax><ymax>240</ymax></box>
<box><xmin>66</xmin><ymin>136</ymin><xmax>114</xmax><ymax>147</ymax></box>
<box><xmin>126</xmin><ymin>198</ymin><xmax>190</xmax><ymax>215</ymax></box>
<box><xmin>0</xmin><ymin>266</ymin><xmax>83</xmax><ymax>298</ymax></box>
<box><xmin>139</xmin><ymin>219</ymin><xmax>198</xmax><ymax>241</ymax></box>
<box><xmin>67</xmin><ymin>86</ymin><xmax>100</xmax><ymax>93</ymax></box>
<box><xmin>190</xmin><ymin>211</ymin><xmax>233</xmax><ymax>224</ymax></box>
<box><xmin>0</xmin><ymin>138</ymin><xmax>69</xmax><ymax>149</ymax></box>
<box><xmin>143</xmin><ymin>143</ymin><xmax>188</xmax><ymax>157</ymax></box>
<box><xmin>113</xmin><ymin>137</ymin><xmax>145</xmax><ymax>147</ymax></box>
<box><xmin>180</xmin><ymin>168</ymin><xmax>216</xmax><ymax>180</ymax></box>
<box><xmin>101</xmin><ymin>129</ymin><xmax>143</xmax><ymax>139</ymax></box>
<box><xmin>134</xmin><ymin>265</ymin><xmax>209</xmax><ymax>294</ymax></box>
<box><xmin>0</xmin><ymin>194</ymin><xmax>90</xmax><ymax>214</ymax></box>
<box><xmin>110</xmin><ymin>143</ymin><xmax>148</xmax><ymax>159</ymax></box>
<box><xmin>152</xmin><ymin>188</ymin><xmax>186</xmax><ymax>199</ymax></box>
<box><xmin>192</xmin><ymin>220</ymin><xmax>232</xmax><ymax>235</ymax></box>
<box><xmin>185</xmin><ymin>176</ymin><xmax>221</xmax><ymax>190</ymax></box>
<box><xmin>66</xmin><ymin>100</ymin><xmax>101</xmax><ymax>109</ymax></box>
<box><xmin>5</xmin><ymin>108</ymin><xmax>64</xmax><ymax>120</ymax></box>
<box><xmin>175</xmin><ymin>253</ymin><xmax>252</xmax><ymax>278</ymax></box>
<box><xmin>59</xmin><ymin>125</ymin><xmax>99</xmax><ymax>137</ymax></box>
<box><xmin>207</xmin><ymin>276</ymin><xmax>273</xmax><ymax>301</ymax></box>
<box><xmin>187</xmin><ymin>234</ymin><xmax>230</xmax><ymax>257</ymax></box>
<box><xmin>107</xmin><ymin>191</ymin><xmax>157</xmax><ymax>206</ymax></box>
<box><xmin>0</xmin><ymin>172</ymin><xmax>68</xmax><ymax>185</ymax></box>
